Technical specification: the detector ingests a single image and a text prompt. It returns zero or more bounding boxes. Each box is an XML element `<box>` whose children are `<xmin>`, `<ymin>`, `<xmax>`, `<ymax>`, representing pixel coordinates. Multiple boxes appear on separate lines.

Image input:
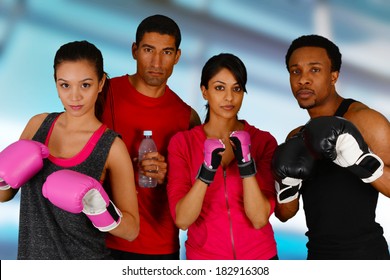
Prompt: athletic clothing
<box><xmin>17</xmin><ymin>112</ymin><xmax>118</xmax><ymax>259</ymax></box>
<box><xmin>102</xmin><ymin>75</ymin><xmax>192</xmax><ymax>256</ymax></box>
<box><xmin>167</xmin><ymin>122</ymin><xmax>278</xmax><ymax>259</ymax></box>
<box><xmin>301</xmin><ymin>99</ymin><xmax>390</xmax><ymax>259</ymax></box>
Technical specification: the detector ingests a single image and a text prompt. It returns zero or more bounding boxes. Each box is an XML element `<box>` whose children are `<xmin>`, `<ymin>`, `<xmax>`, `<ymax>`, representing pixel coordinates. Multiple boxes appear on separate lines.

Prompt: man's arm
<box><xmin>347</xmin><ymin>106</ymin><xmax>390</xmax><ymax>197</ymax></box>
<box><xmin>275</xmin><ymin>199</ymin><xmax>299</xmax><ymax>222</ymax></box>
<box><xmin>273</xmin><ymin>126</ymin><xmax>310</xmax><ymax>222</ymax></box>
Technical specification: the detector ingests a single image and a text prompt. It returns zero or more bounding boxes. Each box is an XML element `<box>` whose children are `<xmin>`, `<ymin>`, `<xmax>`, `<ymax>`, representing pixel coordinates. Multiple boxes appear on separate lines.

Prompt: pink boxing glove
<box><xmin>0</xmin><ymin>140</ymin><xmax>49</xmax><ymax>190</ymax></box>
<box><xmin>42</xmin><ymin>169</ymin><xmax>122</xmax><ymax>232</ymax></box>
<box><xmin>230</xmin><ymin>131</ymin><xmax>257</xmax><ymax>178</ymax></box>
<box><xmin>196</xmin><ymin>139</ymin><xmax>225</xmax><ymax>185</ymax></box>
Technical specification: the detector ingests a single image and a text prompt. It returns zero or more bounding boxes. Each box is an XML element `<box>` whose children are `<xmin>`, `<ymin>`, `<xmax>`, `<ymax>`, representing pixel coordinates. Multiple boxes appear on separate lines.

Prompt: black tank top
<box><xmin>301</xmin><ymin>99</ymin><xmax>389</xmax><ymax>259</ymax></box>
<box><xmin>17</xmin><ymin>113</ymin><xmax>119</xmax><ymax>259</ymax></box>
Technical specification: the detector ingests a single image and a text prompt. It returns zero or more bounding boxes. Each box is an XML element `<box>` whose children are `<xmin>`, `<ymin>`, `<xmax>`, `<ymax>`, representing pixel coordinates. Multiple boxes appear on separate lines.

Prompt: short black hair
<box><xmin>285</xmin><ymin>34</ymin><xmax>342</xmax><ymax>72</ymax></box>
<box><xmin>136</xmin><ymin>14</ymin><xmax>181</xmax><ymax>50</ymax></box>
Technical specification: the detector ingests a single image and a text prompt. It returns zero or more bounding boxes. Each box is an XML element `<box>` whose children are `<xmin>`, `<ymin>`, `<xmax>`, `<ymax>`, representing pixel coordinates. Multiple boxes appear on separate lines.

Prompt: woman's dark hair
<box><xmin>200</xmin><ymin>53</ymin><xmax>247</xmax><ymax>123</ymax></box>
<box><xmin>285</xmin><ymin>34</ymin><xmax>342</xmax><ymax>72</ymax></box>
<box><xmin>136</xmin><ymin>14</ymin><xmax>181</xmax><ymax>50</ymax></box>
<box><xmin>53</xmin><ymin>40</ymin><xmax>107</xmax><ymax>120</ymax></box>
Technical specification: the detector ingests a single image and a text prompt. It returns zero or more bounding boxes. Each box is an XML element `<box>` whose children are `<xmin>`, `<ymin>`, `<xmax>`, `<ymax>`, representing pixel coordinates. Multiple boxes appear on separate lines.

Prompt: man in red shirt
<box><xmin>101</xmin><ymin>14</ymin><xmax>200</xmax><ymax>260</ymax></box>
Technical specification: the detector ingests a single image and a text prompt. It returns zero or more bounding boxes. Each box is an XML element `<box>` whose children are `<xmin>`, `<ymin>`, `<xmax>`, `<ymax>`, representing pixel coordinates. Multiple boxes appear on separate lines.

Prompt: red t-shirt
<box><xmin>102</xmin><ymin>75</ymin><xmax>191</xmax><ymax>255</ymax></box>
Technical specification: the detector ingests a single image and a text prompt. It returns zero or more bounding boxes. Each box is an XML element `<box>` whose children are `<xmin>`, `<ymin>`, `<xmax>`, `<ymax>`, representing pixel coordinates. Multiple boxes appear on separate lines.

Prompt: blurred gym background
<box><xmin>0</xmin><ymin>0</ymin><xmax>389</xmax><ymax>260</ymax></box>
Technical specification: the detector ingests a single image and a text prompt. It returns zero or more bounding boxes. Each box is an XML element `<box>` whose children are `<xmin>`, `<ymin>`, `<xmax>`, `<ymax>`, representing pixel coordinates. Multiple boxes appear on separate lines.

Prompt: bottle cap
<box><xmin>143</xmin><ymin>130</ymin><xmax>152</xmax><ymax>136</ymax></box>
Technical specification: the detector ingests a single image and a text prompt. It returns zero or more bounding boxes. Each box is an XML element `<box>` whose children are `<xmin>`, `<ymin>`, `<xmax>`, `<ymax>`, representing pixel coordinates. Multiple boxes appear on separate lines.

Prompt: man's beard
<box><xmin>143</xmin><ymin>68</ymin><xmax>166</xmax><ymax>87</ymax></box>
<box><xmin>144</xmin><ymin>76</ymin><xmax>165</xmax><ymax>87</ymax></box>
<box><xmin>298</xmin><ymin>100</ymin><xmax>316</xmax><ymax>110</ymax></box>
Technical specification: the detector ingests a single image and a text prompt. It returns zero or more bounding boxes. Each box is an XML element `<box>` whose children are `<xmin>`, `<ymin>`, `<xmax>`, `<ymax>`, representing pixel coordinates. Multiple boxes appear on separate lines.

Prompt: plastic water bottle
<box><xmin>138</xmin><ymin>130</ymin><xmax>158</xmax><ymax>188</ymax></box>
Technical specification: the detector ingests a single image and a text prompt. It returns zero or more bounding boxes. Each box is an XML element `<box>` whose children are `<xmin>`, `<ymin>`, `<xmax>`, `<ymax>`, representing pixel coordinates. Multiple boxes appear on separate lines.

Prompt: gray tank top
<box><xmin>17</xmin><ymin>112</ymin><xmax>119</xmax><ymax>259</ymax></box>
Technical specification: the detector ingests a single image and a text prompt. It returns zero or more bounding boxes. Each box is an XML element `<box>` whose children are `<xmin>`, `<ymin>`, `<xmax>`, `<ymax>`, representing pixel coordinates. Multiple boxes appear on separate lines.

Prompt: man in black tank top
<box><xmin>272</xmin><ymin>35</ymin><xmax>390</xmax><ymax>259</ymax></box>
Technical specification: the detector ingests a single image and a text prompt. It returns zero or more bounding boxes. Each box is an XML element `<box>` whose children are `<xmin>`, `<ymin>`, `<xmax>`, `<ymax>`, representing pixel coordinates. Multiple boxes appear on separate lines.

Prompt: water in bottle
<box><xmin>138</xmin><ymin>130</ymin><xmax>158</xmax><ymax>188</ymax></box>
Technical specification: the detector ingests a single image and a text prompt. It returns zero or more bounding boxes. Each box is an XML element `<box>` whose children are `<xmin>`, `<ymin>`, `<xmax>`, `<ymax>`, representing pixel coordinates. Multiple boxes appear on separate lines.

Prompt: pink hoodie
<box><xmin>167</xmin><ymin>121</ymin><xmax>278</xmax><ymax>260</ymax></box>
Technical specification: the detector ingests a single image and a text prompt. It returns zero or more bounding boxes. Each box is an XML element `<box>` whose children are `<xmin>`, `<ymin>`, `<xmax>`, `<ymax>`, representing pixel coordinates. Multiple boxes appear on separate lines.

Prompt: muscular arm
<box><xmin>275</xmin><ymin>199</ymin><xmax>299</xmax><ymax>222</ymax></box>
<box><xmin>274</xmin><ymin>126</ymin><xmax>303</xmax><ymax>222</ymax></box>
<box><xmin>346</xmin><ymin>106</ymin><xmax>390</xmax><ymax>197</ymax></box>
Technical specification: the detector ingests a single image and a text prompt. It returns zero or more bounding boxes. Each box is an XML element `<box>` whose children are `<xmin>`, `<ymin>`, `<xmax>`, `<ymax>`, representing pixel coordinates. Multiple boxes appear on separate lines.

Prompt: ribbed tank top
<box><xmin>301</xmin><ymin>99</ymin><xmax>389</xmax><ymax>259</ymax></box>
<box><xmin>17</xmin><ymin>112</ymin><xmax>119</xmax><ymax>259</ymax></box>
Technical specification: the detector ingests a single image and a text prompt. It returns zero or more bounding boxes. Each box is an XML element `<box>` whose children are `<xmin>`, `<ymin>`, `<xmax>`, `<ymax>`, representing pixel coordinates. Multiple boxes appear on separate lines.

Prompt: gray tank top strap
<box><xmin>32</xmin><ymin>112</ymin><xmax>61</xmax><ymax>143</ymax></box>
<box><xmin>32</xmin><ymin>112</ymin><xmax>119</xmax><ymax>182</ymax></box>
<box><xmin>76</xmin><ymin>129</ymin><xmax>119</xmax><ymax>180</ymax></box>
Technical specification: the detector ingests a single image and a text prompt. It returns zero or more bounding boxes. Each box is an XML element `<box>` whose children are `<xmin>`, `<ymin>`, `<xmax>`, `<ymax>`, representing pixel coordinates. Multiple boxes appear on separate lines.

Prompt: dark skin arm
<box><xmin>344</xmin><ymin>103</ymin><xmax>390</xmax><ymax>197</ymax></box>
<box><xmin>274</xmin><ymin>126</ymin><xmax>303</xmax><ymax>222</ymax></box>
<box><xmin>275</xmin><ymin>104</ymin><xmax>390</xmax><ymax>222</ymax></box>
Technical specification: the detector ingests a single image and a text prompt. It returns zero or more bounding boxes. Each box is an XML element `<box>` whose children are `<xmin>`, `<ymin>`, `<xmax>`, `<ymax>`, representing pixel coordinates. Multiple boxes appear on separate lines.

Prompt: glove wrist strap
<box><xmin>277</xmin><ymin>184</ymin><xmax>300</xmax><ymax>204</ymax></box>
<box><xmin>238</xmin><ymin>159</ymin><xmax>257</xmax><ymax>178</ymax></box>
<box><xmin>276</xmin><ymin>179</ymin><xmax>302</xmax><ymax>204</ymax></box>
<box><xmin>85</xmin><ymin>201</ymin><xmax>122</xmax><ymax>232</ymax></box>
<box><xmin>347</xmin><ymin>153</ymin><xmax>384</xmax><ymax>183</ymax></box>
<box><xmin>196</xmin><ymin>164</ymin><xmax>217</xmax><ymax>185</ymax></box>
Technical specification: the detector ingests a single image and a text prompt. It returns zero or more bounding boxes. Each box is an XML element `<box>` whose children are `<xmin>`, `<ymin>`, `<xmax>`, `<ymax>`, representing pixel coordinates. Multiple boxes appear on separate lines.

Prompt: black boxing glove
<box><xmin>196</xmin><ymin>139</ymin><xmax>225</xmax><ymax>185</ymax></box>
<box><xmin>271</xmin><ymin>132</ymin><xmax>315</xmax><ymax>203</ymax></box>
<box><xmin>303</xmin><ymin>116</ymin><xmax>384</xmax><ymax>183</ymax></box>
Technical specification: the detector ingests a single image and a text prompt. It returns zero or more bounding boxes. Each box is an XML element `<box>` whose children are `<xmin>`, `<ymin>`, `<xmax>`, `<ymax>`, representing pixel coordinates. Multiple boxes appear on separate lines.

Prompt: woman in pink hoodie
<box><xmin>167</xmin><ymin>53</ymin><xmax>278</xmax><ymax>260</ymax></box>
